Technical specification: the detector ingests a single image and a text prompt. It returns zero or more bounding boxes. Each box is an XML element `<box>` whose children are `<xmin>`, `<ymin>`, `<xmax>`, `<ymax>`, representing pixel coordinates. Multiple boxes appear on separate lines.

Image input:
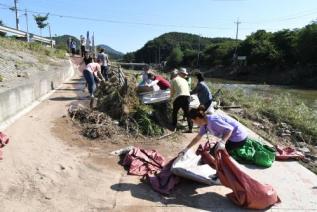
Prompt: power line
<box><xmin>244</xmin><ymin>8</ymin><xmax>317</xmax><ymax>24</ymax></box>
<box><xmin>0</xmin><ymin>2</ymin><xmax>315</xmax><ymax>31</ymax></box>
<box><xmin>0</xmin><ymin>3</ymin><xmax>232</xmax><ymax>30</ymax></box>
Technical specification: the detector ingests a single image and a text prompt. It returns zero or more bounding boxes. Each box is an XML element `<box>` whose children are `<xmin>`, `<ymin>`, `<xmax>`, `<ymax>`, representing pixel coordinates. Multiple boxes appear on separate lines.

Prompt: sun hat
<box><xmin>179</xmin><ymin>67</ymin><xmax>189</xmax><ymax>75</ymax></box>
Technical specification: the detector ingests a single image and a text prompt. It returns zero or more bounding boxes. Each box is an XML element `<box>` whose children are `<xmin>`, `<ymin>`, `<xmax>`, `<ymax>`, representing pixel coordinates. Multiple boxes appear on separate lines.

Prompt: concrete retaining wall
<box><xmin>0</xmin><ymin>60</ymin><xmax>74</xmax><ymax>124</ymax></box>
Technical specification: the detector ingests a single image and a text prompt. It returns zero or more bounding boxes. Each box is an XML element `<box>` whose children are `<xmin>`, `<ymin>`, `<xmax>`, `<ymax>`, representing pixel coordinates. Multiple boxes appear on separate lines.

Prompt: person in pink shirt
<box><xmin>83</xmin><ymin>59</ymin><xmax>105</xmax><ymax>99</ymax></box>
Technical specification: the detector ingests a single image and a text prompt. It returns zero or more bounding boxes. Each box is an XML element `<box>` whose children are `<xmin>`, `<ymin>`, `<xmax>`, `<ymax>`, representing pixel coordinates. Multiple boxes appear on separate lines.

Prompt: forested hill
<box><xmin>124</xmin><ymin>23</ymin><xmax>317</xmax><ymax>88</ymax></box>
<box><xmin>123</xmin><ymin>32</ymin><xmax>236</xmax><ymax>66</ymax></box>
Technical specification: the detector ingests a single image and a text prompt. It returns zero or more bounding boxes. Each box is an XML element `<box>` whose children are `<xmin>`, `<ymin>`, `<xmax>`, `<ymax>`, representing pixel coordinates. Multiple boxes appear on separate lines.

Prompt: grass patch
<box><xmin>0</xmin><ymin>36</ymin><xmax>66</xmax><ymax>59</ymax></box>
<box><xmin>208</xmin><ymin>83</ymin><xmax>317</xmax><ymax>144</ymax></box>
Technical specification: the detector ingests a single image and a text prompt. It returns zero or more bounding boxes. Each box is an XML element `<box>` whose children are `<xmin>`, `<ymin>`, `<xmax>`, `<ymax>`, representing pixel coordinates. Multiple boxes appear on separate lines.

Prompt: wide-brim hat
<box><xmin>179</xmin><ymin>68</ymin><xmax>189</xmax><ymax>75</ymax></box>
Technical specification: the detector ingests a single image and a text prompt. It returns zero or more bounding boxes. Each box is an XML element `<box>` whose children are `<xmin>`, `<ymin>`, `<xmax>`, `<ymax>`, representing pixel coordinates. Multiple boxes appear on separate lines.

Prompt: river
<box><xmin>206</xmin><ymin>78</ymin><xmax>317</xmax><ymax>112</ymax></box>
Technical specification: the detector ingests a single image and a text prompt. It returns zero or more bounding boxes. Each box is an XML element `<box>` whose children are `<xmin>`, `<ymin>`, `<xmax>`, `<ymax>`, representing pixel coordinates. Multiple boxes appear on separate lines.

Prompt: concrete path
<box><xmin>0</xmin><ymin>61</ymin><xmax>316</xmax><ymax>211</ymax></box>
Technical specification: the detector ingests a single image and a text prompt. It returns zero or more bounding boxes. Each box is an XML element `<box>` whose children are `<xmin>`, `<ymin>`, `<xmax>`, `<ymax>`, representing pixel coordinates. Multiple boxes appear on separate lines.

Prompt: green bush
<box><xmin>133</xmin><ymin>105</ymin><xmax>164</xmax><ymax>136</ymax></box>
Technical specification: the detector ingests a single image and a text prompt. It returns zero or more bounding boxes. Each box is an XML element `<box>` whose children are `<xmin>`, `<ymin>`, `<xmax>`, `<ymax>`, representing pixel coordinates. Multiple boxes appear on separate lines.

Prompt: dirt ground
<box><xmin>0</xmin><ymin>58</ymin><xmax>317</xmax><ymax>211</ymax></box>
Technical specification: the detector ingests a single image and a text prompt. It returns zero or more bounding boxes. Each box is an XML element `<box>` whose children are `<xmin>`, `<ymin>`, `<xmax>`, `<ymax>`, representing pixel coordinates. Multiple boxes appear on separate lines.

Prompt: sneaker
<box><xmin>210</xmin><ymin>174</ymin><xmax>222</xmax><ymax>185</ymax></box>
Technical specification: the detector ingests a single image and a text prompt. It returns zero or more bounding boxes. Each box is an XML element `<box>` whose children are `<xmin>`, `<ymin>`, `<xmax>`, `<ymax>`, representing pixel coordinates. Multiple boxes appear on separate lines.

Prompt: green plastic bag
<box><xmin>228</xmin><ymin>138</ymin><xmax>276</xmax><ymax>168</ymax></box>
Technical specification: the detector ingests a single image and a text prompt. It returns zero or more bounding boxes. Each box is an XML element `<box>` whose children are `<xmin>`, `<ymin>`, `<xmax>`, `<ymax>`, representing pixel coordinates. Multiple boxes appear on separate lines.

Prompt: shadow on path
<box><xmin>55</xmin><ymin>88</ymin><xmax>83</xmax><ymax>91</ymax></box>
<box><xmin>64</xmin><ymin>82</ymin><xmax>85</xmax><ymax>85</ymax></box>
<box><xmin>49</xmin><ymin>96</ymin><xmax>89</xmax><ymax>101</ymax></box>
<box><xmin>111</xmin><ymin>180</ymin><xmax>243</xmax><ymax>211</ymax></box>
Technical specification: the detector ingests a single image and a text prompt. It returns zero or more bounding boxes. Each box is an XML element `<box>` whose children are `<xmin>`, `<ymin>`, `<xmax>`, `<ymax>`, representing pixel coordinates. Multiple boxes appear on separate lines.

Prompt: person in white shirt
<box><xmin>137</xmin><ymin>65</ymin><xmax>154</xmax><ymax>93</ymax></box>
<box><xmin>96</xmin><ymin>48</ymin><xmax>110</xmax><ymax>80</ymax></box>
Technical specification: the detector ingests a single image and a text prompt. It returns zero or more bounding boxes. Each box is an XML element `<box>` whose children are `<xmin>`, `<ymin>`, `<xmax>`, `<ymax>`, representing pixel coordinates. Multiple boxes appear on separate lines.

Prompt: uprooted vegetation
<box><xmin>68</xmin><ymin>105</ymin><xmax>125</xmax><ymax>139</ymax></box>
<box><xmin>68</xmin><ymin>67</ymin><xmax>171</xmax><ymax>140</ymax></box>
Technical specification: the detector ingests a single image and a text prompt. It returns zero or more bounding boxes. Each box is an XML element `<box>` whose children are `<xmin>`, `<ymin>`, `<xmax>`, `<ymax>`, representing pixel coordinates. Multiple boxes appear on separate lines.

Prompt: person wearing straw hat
<box><xmin>170</xmin><ymin>69</ymin><xmax>193</xmax><ymax>133</ymax></box>
<box><xmin>179</xmin><ymin>67</ymin><xmax>192</xmax><ymax>89</ymax></box>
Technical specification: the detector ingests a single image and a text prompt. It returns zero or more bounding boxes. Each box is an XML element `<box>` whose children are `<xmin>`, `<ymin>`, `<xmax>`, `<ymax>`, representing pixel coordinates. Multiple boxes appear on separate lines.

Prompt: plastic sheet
<box><xmin>171</xmin><ymin>149</ymin><xmax>217</xmax><ymax>185</ymax></box>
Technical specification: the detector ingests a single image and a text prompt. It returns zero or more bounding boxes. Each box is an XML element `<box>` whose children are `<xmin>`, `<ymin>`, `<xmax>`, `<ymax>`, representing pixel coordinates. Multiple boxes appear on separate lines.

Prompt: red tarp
<box><xmin>275</xmin><ymin>145</ymin><xmax>305</xmax><ymax>161</ymax></box>
<box><xmin>123</xmin><ymin>148</ymin><xmax>165</xmax><ymax>176</ymax></box>
<box><xmin>123</xmin><ymin>147</ymin><xmax>180</xmax><ymax>194</ymax></box>
<box><xmin>198</xmin><ymin>144</ymin><xmax>281</xmax><ymax>209</ymax></box>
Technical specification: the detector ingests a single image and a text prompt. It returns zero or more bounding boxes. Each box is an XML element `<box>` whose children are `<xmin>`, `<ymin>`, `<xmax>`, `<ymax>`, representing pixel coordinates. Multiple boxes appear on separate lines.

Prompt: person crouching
<box><xmin>185</xmin><ymin>106</ymin><xmax>275</xmax><ymax>168</ymax></box>
<box><xmin>83</xmin><ymin>59</ymin><xmax>105</xmax><ymax>108</ymax></box>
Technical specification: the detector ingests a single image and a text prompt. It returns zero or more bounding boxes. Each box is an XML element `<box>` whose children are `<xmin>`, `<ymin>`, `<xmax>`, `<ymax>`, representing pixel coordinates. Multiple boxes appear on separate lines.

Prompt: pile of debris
<box><xmin>68</xmin><ymin>105</ymin><xmax>124</xmax><ymax>139</ymax></box>
<box><xmin>68</xmin><ymin>67</ymin><xmax>167</xmax><ymax>139</ymax></box>
<box><xmin>95</xmin><ymin>69</ymin><xmax>165</xmax><ymax>137</ymax></box>
<box><xmin>95</xmin><ymin>70</ymin><xmax>140</xmax><ymax>119</ymax></box>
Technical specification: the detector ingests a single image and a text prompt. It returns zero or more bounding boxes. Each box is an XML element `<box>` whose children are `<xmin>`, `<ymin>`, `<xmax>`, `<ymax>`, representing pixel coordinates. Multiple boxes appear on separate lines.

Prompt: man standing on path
<box><xmin>170</xmin><ymin>69</ymin><xmax>193</xmax><ymax>133</ymax></box>
<box><xmin>70</xmin><ymin>39</ymin><xmax>77</xmax><ymax>56</ymax></box>
<box><xmin>96</xmin><ymin>48</ymin><xmax>110</xmax><ymax>81</ymax></box>
<box><xmin>80</xmin><ymin>35</ymin><xmax>86</xmax><ymax>57</ymax></box>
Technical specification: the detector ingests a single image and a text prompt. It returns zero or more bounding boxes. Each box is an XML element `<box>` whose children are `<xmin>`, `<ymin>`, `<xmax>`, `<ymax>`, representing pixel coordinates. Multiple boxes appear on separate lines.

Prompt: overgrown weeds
<box><xmin>208</xmin><ymin>83</ymin><xmax>317</xmax><ymax>144</ymax></box>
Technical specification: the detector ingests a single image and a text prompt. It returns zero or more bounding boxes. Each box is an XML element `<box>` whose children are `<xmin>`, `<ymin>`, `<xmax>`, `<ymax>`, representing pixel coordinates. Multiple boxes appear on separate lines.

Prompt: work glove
<box><xmin>214</xmin><ymin>141</ymin><xmax>226</xmax><ymax>153</ymax></box>
<box><xmin>178</xmin><ymin>147</ymin><xmax>189</xmax><ymax>157</ymax></box>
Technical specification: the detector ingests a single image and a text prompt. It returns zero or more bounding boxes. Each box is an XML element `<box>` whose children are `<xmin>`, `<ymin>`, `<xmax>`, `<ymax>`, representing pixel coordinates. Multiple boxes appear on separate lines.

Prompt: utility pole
<box><xmin>197</xmin><ymin>34</ymin><xmax>201</xmax><ymax>67</ymax></box>
<box><xmin>233</xmin><ymin>18</ymin><xmax>241</xmax><ymax>62</ymax></box>
<box><xmin>158</xmin><ymin>45</ymin><xmax>161</xmax><ymax>64</ymax></box>
<box><xmin>14</xmin><ymin>0</ymin><xmax>19</xmax><ymax>30</ymax></box>
<box><xmin>24</xmin><ymin>9</ymin><xmax>29</xmax><ymax>42</ymax></box>
<box><xmin>48</xmin><ymin>24</ymin><xmax>52</xmax><ymax>48</ymax></box>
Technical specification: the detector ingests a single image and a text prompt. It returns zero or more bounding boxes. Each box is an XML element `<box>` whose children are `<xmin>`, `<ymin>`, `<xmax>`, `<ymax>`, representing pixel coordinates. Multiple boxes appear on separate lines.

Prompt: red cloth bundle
<box><xmin>0</xmin><ymin>132</ymin><xmax>10</xmax><ymax>160</ymax></box>
<box><xmin>275</xmin><ymin>145</ymin><xmax>305</xmax><ymax>161</ymax></box>
<box><xmin>198</xmin><ymin>143</ymin><xmax>281</xmax><ymax>209</ymax></box>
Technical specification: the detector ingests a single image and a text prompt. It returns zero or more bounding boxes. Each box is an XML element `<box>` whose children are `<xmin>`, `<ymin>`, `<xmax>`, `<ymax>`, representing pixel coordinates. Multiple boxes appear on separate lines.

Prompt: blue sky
<box><xmin>1</xmin><ymin>0</ymin><xmax>317</xmax><ymax>53</ymax></box>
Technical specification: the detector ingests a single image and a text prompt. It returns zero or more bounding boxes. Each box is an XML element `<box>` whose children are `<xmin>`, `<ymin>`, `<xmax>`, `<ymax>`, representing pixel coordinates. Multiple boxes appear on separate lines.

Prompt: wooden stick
<box><xmin>158</xmin><ymin>130</ymin><xmax>177</xmax><ymax>140</ymax></box>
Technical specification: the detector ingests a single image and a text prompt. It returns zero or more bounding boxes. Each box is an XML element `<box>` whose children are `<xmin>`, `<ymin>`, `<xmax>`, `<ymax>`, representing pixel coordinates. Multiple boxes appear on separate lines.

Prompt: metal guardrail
<box><xmin>0</xmin><ymin>25</ymin><xmax>55</xmax><ymax>46</ymax></box>
<box><xmin>0</xmin><ymin>25</ymin><xmax>25</xmax><ymax>36</ymax></box>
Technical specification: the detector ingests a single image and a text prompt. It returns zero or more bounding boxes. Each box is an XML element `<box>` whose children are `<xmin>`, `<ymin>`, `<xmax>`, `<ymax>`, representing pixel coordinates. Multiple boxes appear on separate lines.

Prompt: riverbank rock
<box><xmin>297</xmin><ymin>147</ymin><xmax>310</xmax><ymax>154</ymax></box>
<box><xmin>296</xmin><ymin>142</ymin><xmax>307</xmax><ymax>148</ymax></box>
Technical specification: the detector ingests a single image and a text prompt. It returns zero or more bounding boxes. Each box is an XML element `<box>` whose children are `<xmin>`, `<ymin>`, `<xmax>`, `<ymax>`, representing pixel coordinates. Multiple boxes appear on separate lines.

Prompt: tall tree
<box><xmin>271</xmin><ymin>29</ymin><xmax>298</xmax><ymax>64</ymax></box>
<box><xmin>297</xmin><ymin>23</ymin><xmax>317</xmax><ymax>64</ymax></box>
<box><xmin>166</xmin><ymin>47</ymin><xmax>183</xmax><ymax>69</ymax></box>
<box><xmin>33</xmin><ymin>13</ymin><xmax>49</xmax><ymax>35</ymax></box>
<box><xmin>239</xmin><ymin>30</ymin><xmax>281</xmax><ymax>65</ymax></box>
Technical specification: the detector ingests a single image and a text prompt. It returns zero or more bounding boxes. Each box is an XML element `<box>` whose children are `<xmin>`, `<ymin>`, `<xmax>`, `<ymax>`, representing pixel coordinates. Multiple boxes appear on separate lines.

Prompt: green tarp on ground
<box><xmin>228</xmin><ymin>138</ymin><xmax>276</xmax><ymax>168</ymax></box>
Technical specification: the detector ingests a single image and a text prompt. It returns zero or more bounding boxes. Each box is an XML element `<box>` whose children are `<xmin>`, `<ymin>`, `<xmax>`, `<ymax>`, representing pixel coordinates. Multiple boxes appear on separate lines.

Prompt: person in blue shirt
<box><xmin>191</xmin><ymin>72</ymin><xmax>213</xmax><ymax>110</ymax></box>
